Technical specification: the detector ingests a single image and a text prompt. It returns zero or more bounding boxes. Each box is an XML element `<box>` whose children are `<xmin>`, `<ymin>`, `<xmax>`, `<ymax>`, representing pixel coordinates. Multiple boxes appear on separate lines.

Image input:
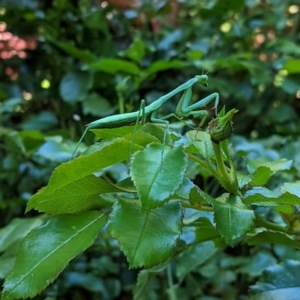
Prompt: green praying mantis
<box><xmin>70</xmin><ymin>74</ymin><xmax>219</xmax><ymax>160</ymax></box>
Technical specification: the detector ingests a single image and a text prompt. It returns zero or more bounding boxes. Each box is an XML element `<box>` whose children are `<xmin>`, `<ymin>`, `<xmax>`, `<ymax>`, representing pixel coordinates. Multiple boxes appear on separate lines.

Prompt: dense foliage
<box><xmin>1</xmin><ymin>0</ymin><xmax>300</xmax><ymax>299</ymax></box>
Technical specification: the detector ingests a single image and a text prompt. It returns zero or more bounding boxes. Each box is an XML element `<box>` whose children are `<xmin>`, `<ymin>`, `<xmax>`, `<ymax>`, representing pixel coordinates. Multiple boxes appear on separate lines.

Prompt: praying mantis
<box><xmin>71</xmin><ymin>74</ymin><xmax>219</xmax><ymax>160</ymax></box>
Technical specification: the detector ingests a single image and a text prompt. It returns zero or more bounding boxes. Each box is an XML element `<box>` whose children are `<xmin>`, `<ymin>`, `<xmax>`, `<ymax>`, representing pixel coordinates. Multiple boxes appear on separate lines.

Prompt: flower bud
<box><xmin>208</xmin><ymin>107</ymin><xmax>238</xmax><ymax>143</ymax></box>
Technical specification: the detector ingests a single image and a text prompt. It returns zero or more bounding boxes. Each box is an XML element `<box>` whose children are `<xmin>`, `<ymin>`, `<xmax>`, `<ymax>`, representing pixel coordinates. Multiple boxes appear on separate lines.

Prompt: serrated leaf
<box><xmin>130</xmin><ymin>143</ymin><xmax>188</xmax><ymax>211</ymax></box>
<box><xmin>273</xmin><ymin>205</ymin><xmax>294</xmax><ymax>214</ymax></box>
<box><xmin>249</xmin><ymin>260</ymin><xmax>300</xmax><ymax>300</ymax></box>
<box><xmin>27</xmin><ymin>138</ymin><xmax>142</xmax><ymax>214</ymax></box>
<box><xmin>244</xmin><ymin>184</ymin><xmax>300</xmax><ymax>206</ymax></box>
<box><xmin>140</xmin><ymin>123</ymin><xmax>172</xmax><ymax>145</ymax></box>
<box><xmin>186</xmin><ymin>130</ymin><xmax>214</xmax><ymax>159</ymax></box>
<box><xmin>91</xmin><ymin>125</ymin><xmax>142</xmax><ymax>140</ymax></box>
<box><xmin>2</xmin><ymin>212</ymin><xmax>106</xmax><ymax>300</ymax></box>
<box><xmin>213</xmin><ymin>195</ymin><xmax>254</xmax><ymax>244</ymax></box>
<box><xmin>133</xmin><ymin>269</ymin><xmax>157</xmax><ymax>300</ymax></box>
<box><xmin>108</xmin><ymin>198</ymin><xmax>182</xmax><ymax>268</ymax></box>
<box><xmin>173</xmin><ymin>177</ymin><xmax>195</xmax><ymax>200</ymax></box>
<box><xmin>247</xmin><ymin>232</ymin><xmax>300</xmax><ymax>248</ymax></box>
<box><xmin>189</xmin><ymin>186</ymin><xmax>214</xmax><ymax>205</ymax></box>
<box><xmin>176</xmin><ymin>241</ymin><xmax>216</xmax><ymax>281</ymax></box>
<box><xmin>247</xmin><ymin>158</ymin><xmax>292</xmax><ymax>174</ymax></box>
<box><xmin>281</xmin><ymin>182</ymin><xmax>300</xmax><ymax>198</ymax></box>
<box><xmin>27</xmin><ymin>175</ymin><xmax>120</xmax><ymax>215</ymax></box>
<box><xmin>236</xmin><ymin>171</ymin><xmax>253</xmax><ymax>188</ymax></box>
<box><xmin>250</xmin><ymin>166</ymin><xmax>273</xmax><ymax>186</ymax></box>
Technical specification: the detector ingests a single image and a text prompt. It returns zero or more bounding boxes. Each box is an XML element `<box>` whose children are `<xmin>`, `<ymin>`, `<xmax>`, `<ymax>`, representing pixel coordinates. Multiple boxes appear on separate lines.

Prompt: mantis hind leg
<box><xmin>70</xmin><ymin>126</ymin><xmax>90</xmax><ymax>161</ymax></box>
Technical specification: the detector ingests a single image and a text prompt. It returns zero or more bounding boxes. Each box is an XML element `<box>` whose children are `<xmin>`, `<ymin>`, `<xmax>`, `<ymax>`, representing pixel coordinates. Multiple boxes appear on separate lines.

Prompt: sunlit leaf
<box><xmin>26</xmin><ymin>138</ymin><xmax>143</xmax><ymax>214</ymax></box>
<box><xmin>2</xmin><ymin>212</ymin><xmax>106</xmax><ymax>300</ymax></box>
<box><xmin>27</xmin><ymin>175</ymin><xmax>120</xmax><ymax>215</ymax></box>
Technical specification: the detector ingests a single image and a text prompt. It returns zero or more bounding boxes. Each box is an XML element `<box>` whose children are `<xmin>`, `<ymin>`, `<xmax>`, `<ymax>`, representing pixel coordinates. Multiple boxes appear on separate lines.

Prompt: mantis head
<box><xmin>195</xmin><ymin>75</ymin><xmax>209</xmax><ymax>87</ymax></box>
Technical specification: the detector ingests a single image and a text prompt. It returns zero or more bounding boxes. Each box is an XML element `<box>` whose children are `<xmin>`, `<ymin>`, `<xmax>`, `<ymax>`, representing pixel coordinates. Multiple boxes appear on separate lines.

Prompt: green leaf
<box><xmin>27</xmin><ymin>176</ymin><xmax>120</xmax><ymax>215</ymax></box>
<box><xmin>91</xmin><ymin>124</ymin><xmax>142</xmax><ymax>140</ymax></box>
<box><xmin>189</xmin><ymin>186</ymin><xmax>215</xmax><ymax>206</ymax></box>
<box><xmin>283</xmin><ymin>59</ymin><xmax>300</xmax><ymax>73</ymax></box>
<box><xmin>173</xmin><ymin>177</ymin><xmax>196</xmax><ymax>200</ymax></box>
<box><xmin>130</xmin><ymin>143</ymin><xmax>188</xmax><ymax>211</ymax></box>
<box><xmin>250</xmin><ymin>166</ymin><xmax>273</xmax><ymax>186</ymax></box>
<box><xmin>108</xmin><ymin>198</ymin><xmax>182</xmax><ymax>268</ymax></box>
<box><xmin>247</xmin><ymin>158</ymin><xmax>292</xmax><ymax>173</ymax></box>
<box><xmin>140</xmin><ymin>123</ymin><xmax>173</xmax><ymax>145</ymax></box>
<box><xmin>84</xmin><ymin>11</ymin><xmax>108</xmax><ymax>33</ymax></box>
<box><xmin>281</xmin><ymin>182</ymin><xmax>300</xmax><ymax>198</ymax></box>
<box><xmin>238</xmin><ymin>251</ymin><xmax>277</xmax><ymax>277</ymax></box>
<box><xmin>244</xmin><ymin>183</ymin><xmax>300</xmax><ymax>206</ymax></box>
<box><xmin>21</xmin><ymin>111</ymin><xmax>58</xmax><ymax>130</ymax></box>
<box><xmin>0</xmin><ymin>98</ymin><xmax>23</xmax><ymax>114</ymax></box>
<box><xmin>88</xmin><ymin>58</ymin><xmax>140</xmax><ymax>75</ymax></box>
<box><xmin>236</xmin><ymin>171</ymin><xmax>253</xmax><ymax>188</ymax></box>
<box><xmin>2</xmin><ymin>212</ymin><xmax>106</xmax><ymax>300</ymax></box>
<box><xmin>133</xmin><ymin>270</ymin><xmax>158</xmax><ymax>300</ymax></box>
<box><xmin>59</xmin><ymin>71</ymin><xmax>93</xmax><ymax>103</ymax></box>
<box><xmin>125</xmin><ymin>38</ymin><xmax>145</xmax><ymax>62</ymax></box>
<box><xmin>176</xmin><ymin>241</ymin><xmax>216</xmax><ymax>281</ymax></box>
<box><xmin>0</xmin><ymin>217</ymin><xmax>44</xmax><ymax>252</ymax></box>
<box><xmin>249</xmin><ymin>260</ymin><xmax>300</xmax><ymax>300</ymax></box>
<box><xmin>186</xmin><ymin>130</ymin><xmax>214</xmax><ymax>159</ymax></box>
<box><xmin>17</xmin><ymin>130</ymin><xmax>44</xmax><ymax>152</ymax></box>
<box><xmin>52</xmin><ymin>41</ymin><xmax>96</xmax><ymax>63</ymax></box>
<box><xmin>247</xmin><ymin>232</ymin><xmax>300</xmax><ymax>248</ymax></box>
<box><xmin>82</xmin><ymin>93</ymin><xmax>114</xmax><ymax>117</ymax></box>
<box><xmin>194</xmin><ymin>217</ymin><xmax>221</xmax><ymax>243</ymax></box>
<box><xmin>213</xmin><ymin>195</ymin><xmax>254</xmax><ymax>244</ymax></box>
<box><xmin>147</xmin><ymin>60</ymin><xmax>185</xmax><ymax>75</ymax></box>
<box><xmin>189</xmin><ymin>186</ymin><xmax>215</xmax><ymax>205</ymax></box>
<box><xmin>26</xmin><ymin>138</ymin><xmax>142</xmax><ymax>214</ymax></box>
<box><xmin>0</xmin><ymin>256</ymin><xmax>17</xmax><ymax>280</ymax></box>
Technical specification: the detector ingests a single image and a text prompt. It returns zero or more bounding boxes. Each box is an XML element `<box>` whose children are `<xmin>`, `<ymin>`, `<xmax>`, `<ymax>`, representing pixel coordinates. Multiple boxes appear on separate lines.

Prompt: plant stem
<box><xmin>212</xmin><ymin>142</ymin><xmax>231</xmax><ymax>184</ymax></box>
<box><xmin>255</xmin><ymin>213</ymin><xmax>291</xmax><ymax>233</ymax></box>
<box><xmin>167</xmin><ymin>264</ymin><xmax>177</xmax><ymax>300</ymax></box>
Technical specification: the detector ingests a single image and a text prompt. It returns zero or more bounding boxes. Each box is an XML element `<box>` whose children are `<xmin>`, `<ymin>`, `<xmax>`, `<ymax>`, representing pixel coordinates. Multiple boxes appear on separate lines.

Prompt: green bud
<box><xmin>208</xmin><ymin>107</ymin><xmax>238</xmax><ymax>143</ymax></box>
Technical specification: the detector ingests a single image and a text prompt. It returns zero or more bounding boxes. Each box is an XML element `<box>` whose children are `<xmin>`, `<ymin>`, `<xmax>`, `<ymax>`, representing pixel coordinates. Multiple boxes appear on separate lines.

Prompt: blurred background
<box><xmin>1</xmin><ymin>0</ymin><xmax>300</xmax><ymax>299</ymax></box>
